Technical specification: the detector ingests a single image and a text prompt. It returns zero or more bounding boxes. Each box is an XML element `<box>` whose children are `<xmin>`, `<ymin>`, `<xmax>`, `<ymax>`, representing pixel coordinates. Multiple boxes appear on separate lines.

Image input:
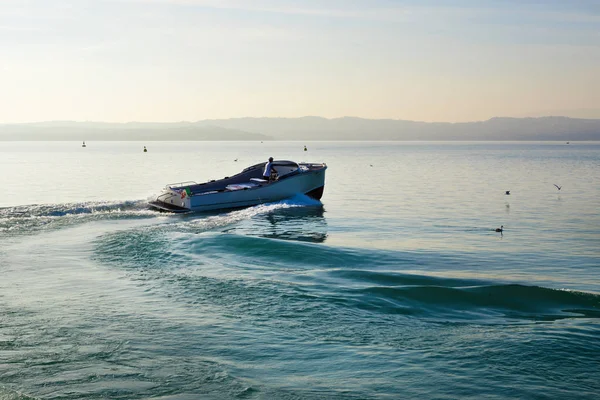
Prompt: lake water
<box><xmin>1</xmin><ymin>141</ymin><xmax>599</xmax><ymax>399</ymax></box>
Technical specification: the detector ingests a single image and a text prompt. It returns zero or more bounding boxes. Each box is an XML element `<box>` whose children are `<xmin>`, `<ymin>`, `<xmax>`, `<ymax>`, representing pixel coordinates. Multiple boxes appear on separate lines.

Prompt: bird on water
<box><xmin>495</xmin><ymin>226</ymin><xmax>503</xmax><ymax>233</ymax></box>
<box><xmin>505</xmin><ymin>190</ymin><xmax>510</xmax><ymax>195</ymax></box>
<box><xmin>553</xmin><ymin>184</ymin><xmax>562</xmax><ymax>191</ymax></box>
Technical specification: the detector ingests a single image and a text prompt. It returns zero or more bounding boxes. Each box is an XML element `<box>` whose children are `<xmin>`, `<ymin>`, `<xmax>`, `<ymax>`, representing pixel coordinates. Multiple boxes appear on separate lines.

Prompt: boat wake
<box><xmin>92</xmin><ymin>225</ymin><xmax>600</xmax><ymax>323</ymax></box>
<box><xmin>0</xmin><ymin>200</ymin><xmax>158</xmax><ymax>236</ymax></box>
<box><xmin>0</xmin><ymin>195</ymin><xmax>323</xmax><ymax>237</ymax></box>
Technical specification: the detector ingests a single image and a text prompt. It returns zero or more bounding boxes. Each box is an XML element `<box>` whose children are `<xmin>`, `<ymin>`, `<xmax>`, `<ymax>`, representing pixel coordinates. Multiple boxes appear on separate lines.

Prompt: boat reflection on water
<box><xmin>226</xmin><ymin>205</ymin><xmax>328</xmax><ymax>243</ymax></box>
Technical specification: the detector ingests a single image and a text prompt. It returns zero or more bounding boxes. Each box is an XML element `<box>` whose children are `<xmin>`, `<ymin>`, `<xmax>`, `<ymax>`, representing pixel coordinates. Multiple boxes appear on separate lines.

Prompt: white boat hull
<box><xmin>149</xmin><ymin>161</ymin><xmax>326</xmax><ymax>213</ymax></box>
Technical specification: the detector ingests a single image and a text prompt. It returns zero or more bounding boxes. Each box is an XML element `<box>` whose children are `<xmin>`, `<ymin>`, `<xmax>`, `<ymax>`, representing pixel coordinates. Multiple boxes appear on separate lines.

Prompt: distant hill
<box><xmin>1</xmin><ymin>116</ymin><xmax>599</xmax><ymax>141</ymax></box>
<box><xmin>196</xmin><ymin>116</ymin><xmax>600</xmax><ymax>141</ymax></box>
<box><xmin>0</xmin><ymin>122</ymin><xmax>271</xmax><ymax>141</ymax></box>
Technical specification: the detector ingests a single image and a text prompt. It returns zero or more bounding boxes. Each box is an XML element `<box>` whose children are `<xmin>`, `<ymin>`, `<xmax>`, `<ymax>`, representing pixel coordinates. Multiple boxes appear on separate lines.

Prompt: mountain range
<box><xmin>1</xmin><ymin>116</ymin><xmax>599</xmax><ymax>141</ymax></box>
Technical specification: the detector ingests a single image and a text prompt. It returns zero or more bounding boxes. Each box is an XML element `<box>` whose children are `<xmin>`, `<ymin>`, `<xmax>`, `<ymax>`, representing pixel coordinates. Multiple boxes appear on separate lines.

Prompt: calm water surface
<box><xmin>0</xmin><ymin>141</ymin><xmax>599</xmax><ymax>399</ymax></box>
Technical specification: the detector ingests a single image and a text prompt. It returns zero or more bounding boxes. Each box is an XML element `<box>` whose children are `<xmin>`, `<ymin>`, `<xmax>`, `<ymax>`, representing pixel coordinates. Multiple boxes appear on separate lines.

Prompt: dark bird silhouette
<box><xmin>505</xmin><ymin>190</ymin><xmax>510</xmax><ymax>195</ymax></box>
<box><xmin>495</xmin><ymin>225</ymin><xmax>503</xmax><ymax>233</ymax></box>
<box><xmin>370</xmin><ymin>164</ymin><xmax>373</xmax><ymax>167</ymax></box>
<box><xmin>234</xmin><ymin>158</ymin><xmax>238</xmax><ymax>162</ymax></box>
<box><xmin>553</xmin><ymin>184</ymin><xmax>562</xmax><ymax>191</ymax></box>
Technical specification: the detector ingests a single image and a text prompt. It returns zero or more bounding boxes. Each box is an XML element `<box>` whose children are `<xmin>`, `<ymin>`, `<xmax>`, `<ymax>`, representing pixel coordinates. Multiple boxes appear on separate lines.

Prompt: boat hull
<box><xmin>149</xmin><ymin>164</ymin><xmax>326</xmax><ymax>213</ymax></box>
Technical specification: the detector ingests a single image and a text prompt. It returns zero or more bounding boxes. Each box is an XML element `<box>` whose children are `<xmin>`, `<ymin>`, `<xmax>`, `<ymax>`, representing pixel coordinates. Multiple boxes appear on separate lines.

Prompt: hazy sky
<box><xmin>1</xmin><ymin>0</ymin><xmax>599</xmax><ymax>123</ymax></box>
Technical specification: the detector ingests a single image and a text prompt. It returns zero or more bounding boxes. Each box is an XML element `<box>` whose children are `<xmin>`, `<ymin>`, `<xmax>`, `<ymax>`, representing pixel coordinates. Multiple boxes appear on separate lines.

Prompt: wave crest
<box><xmin>0</xmin><ymin>200</ymin><xmax>156</xmax><ymax>235</ymax></box>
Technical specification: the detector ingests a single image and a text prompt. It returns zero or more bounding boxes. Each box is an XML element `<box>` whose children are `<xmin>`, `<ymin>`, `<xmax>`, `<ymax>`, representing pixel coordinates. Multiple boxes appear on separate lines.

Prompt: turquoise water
<box><xmin>1</xmin><ymin>141</ymin><xmax>599</xmax><ymax>399</ymax></box>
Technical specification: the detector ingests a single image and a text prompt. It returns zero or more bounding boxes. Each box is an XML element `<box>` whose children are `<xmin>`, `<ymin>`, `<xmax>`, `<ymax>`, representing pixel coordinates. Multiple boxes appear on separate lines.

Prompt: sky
<box><xmin>0</xmin><ymin>0</ymin><xmax>599</xmax><ymax>123</ymax></box>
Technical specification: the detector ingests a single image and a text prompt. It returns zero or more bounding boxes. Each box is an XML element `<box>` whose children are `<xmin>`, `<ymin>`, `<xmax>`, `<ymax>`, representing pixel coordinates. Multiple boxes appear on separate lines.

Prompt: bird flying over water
<box><xmin>553</xmin><ymin>184</ymin><xmax>562</xmax><ymax>191</ymax></box>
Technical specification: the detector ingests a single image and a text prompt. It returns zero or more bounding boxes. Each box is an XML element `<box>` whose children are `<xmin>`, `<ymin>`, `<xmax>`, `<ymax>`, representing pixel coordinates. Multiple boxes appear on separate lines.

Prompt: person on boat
<box><xmin>263</xmin><ymin>157</ymin><xmax>277</xmax><ymax>182</ymax></box>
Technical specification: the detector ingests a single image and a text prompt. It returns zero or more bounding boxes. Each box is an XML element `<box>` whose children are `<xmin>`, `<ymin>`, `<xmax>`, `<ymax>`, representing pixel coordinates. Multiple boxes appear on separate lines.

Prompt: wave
<box><xmin>91</xmin><ymin>228</ymin><xmax>600</xmax><ymax>323</ymax></box>
<box><xmin>348</xmin><ymin>283</ymin><xmax>600</xmax><ymax>320</ymax></box>
<box><xmin>0</xmin><ymin>200</ymin><xmax>158</xmax><ymax>236</ymax></box>
<box><xmin>8</xmin><ymin>196</ymin><xmax>597</xmax><ymax>323</ymax></box>
<box><xmin>0</xmin><ymin>386</ymin><xmax>39</xmax><ymax>400</ymax></box>
<box><xmin>0</xmin><ymin>194</ymin><xmax>322</xmax><ymax>237</ymax></box>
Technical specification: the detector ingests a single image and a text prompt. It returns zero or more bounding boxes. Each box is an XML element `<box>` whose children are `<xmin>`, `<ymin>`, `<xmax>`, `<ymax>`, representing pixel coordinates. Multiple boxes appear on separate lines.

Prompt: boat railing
<box><xmin>165</xmin><ymin>181</ymin><xmax>198</xmax><ymax>189</ymax></box>
<box><xmin>156</xmin><ymin>192</ymin><xmax>174</xmax><ymax>203</ymax></box>
<box><xmin>299</xmin><ymin>163</ymin><xmax>326</xmax><ymax>170</ymax></box>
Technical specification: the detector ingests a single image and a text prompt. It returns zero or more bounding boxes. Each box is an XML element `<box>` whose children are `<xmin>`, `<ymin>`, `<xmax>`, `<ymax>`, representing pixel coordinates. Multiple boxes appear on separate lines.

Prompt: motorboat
<box><xmin>149</xmin><ymin>160</ymin><xmax>327</xmax><ymax>213</ymax></box>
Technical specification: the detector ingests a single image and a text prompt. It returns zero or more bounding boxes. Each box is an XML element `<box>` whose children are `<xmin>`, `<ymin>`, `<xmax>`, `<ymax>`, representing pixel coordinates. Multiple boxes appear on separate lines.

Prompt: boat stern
<box><xmin>149</xmin><ymin>186</ymin><xmax>192</xmax><ymax>213</ymax></box>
